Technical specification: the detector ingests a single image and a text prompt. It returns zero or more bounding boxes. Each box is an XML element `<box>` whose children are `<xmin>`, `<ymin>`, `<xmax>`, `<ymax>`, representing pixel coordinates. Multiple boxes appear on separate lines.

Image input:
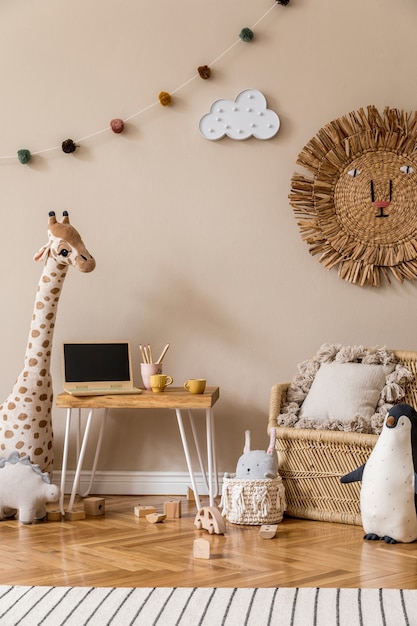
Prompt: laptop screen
<box><xmin>63</xmin><ymin>342</ymin><xmax>131</xmax><ymax>383</ymax></box>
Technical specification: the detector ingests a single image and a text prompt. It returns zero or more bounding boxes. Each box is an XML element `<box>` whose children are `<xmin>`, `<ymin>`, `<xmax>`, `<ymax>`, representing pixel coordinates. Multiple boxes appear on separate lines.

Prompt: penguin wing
<box><xmin>340</xmin><ymin>464</ymin><xmax>365</xmax><ymax>484</ymax></box>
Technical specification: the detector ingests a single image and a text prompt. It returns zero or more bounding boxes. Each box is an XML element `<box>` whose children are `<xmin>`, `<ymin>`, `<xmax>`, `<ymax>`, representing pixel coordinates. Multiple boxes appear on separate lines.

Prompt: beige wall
<box><xmin>1</xmin><ymin>0</ymin><xmax>417</xmax><ymax>478</ymax></box>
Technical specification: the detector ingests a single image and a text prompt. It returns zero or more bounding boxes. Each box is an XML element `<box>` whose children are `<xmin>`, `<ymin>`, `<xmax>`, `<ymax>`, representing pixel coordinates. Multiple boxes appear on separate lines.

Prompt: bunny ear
<box><xmin>243</xmin><ymin>430</ymin><xmax>251</xmax><ymax>454</ymax></box>
<box><xmin>267</xmin><ymin>427</ymin><xmax>276</xmax><ymax>455</ymax></box>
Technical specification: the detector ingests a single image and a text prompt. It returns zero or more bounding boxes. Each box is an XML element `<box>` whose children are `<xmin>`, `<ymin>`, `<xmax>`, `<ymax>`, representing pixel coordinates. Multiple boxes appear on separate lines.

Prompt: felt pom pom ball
<box><xmin>17</xmin><ymin>149</ymin><xmax>31</xmax><ymax>164</ymax></box>
<box><xmin>198</xmin><ymin>65</ymin><xmax>211</xmax><ymax>80</ymax></box>
<box><xmin>239</xmin><ymin>28</ymin><xmax>254</xmax><ymax>42</ymax></box>
<box><xmin>110</xmin><ymin>118</ymin><xmax>124</xmax><ymax>133</ymax></box>
<box><xmin>159</xmin><ymin>91</ymin><xmax>172</xmax><ymax>106</ymax></box>
<box><xmin>61</xmin><ymin>139</ymin><xmax>77</xmax><ymax>154</ymax></box>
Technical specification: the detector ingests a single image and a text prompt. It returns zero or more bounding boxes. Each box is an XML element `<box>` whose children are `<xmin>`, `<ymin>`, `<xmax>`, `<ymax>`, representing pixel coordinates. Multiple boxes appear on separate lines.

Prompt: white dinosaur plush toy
<box><xmin>225</xmin><ymin>428</ymin><xmax>278</xmax><ymax>479</ymax></box>
<box><xmin>0</xmin><ymin>452</ymin><xmax>59</xmax><ymax>524</ymax></box>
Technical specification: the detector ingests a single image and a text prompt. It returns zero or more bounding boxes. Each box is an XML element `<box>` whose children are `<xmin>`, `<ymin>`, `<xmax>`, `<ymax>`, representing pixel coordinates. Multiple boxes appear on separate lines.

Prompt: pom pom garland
<box><xmin>239</xmin><ymin>28</ymin><xmax>254</xmax><ymax>42</ymax></box>
<box><xmin>1</xmin><ymin>2</ymin><xmax>282</xmax><ymax>164</ymax></box>
<box><xmin>158</xmin><ymin>91</ymin><xmax>172</xmax><ymax>106</ymax></box>
<box><xmin>17</xmin><ymin>149</ymin><xmax>31</xmax><ymax>164</ymax></box>
<box><xmin>198</xmin><ymin>65</ymin><xmax>212</xmax><ymax>80</ymax></box>
<box><xmin>61</xmin><ymin>139</ymin><xmax>77</xmax><ymax>154</ymax></box>
<box><xmin>110</xmin><ymin>118</ymin><xmax>124</xmax><ymax>133</ymax></box>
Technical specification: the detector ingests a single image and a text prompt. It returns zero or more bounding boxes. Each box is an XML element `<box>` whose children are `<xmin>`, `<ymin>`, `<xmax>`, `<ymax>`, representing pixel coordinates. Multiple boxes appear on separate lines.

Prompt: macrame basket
<box><xmin>221</xmin><ymin>476</ymin><xmax>286</xmax><ymax>525</ymax></box>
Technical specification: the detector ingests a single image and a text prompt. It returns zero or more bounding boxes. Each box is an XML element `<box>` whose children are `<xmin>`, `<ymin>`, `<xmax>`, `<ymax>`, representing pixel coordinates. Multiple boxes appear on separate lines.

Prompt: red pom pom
<box><xmin>110</xmin><ymin>119</ymin><xmax>124</xmax><ymax>134</ymax></box>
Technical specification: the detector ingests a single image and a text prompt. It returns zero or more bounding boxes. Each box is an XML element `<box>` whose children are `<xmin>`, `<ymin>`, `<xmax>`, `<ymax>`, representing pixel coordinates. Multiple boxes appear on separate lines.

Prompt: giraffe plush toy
<box><xmin>0</xmin><ymin>211</ymin><xmax>95</xmax><ymax>475</ymax></box>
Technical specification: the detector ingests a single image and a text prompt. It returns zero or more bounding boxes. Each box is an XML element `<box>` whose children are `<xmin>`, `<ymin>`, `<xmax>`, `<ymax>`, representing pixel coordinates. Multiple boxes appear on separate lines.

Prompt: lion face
<box><xmin>290</xmin><ymin>106</ymin><xmax>417</xmax><ymax>286</ymax></box>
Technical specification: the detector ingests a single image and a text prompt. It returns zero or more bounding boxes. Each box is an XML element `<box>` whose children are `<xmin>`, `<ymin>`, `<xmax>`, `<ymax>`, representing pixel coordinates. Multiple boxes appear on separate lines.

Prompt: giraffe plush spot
<box><xmin>29</xmin><ymin>358</ymin><xmax>38</xmax><ymax>367</ymax></box>
<box><xmin>4</xmin><ymin>431</ymin><xmax>14</xmax><ymax>439</ymax></box>
<box><xmin>17</xmin><ymin>414</ymin><xmax>28</xmax><ymax>421</ymax></box>
<box><xmin>7</xmin><ymin>403</ymin><xmax>16</xmax><ymax>410</ymax></box>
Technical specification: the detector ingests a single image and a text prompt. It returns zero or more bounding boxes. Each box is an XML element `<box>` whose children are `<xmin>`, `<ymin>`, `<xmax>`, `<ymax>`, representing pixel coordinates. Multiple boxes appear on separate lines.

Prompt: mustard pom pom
<box><xmin>159</xmin><ymin>92</ymin><xmax>172</xmax><ymax>106</ymax></box>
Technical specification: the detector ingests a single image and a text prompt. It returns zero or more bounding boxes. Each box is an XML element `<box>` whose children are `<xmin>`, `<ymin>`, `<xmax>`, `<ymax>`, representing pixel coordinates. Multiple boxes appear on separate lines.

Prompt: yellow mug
<box><xmin>150</xmin><ymin>374</ymin><xmax>173</xmax><ymax>393</ymax></box>
<box><xmin>184</xmin><ymin>379</ymin><xmax>206</xmax><ymax>394</ymax></box>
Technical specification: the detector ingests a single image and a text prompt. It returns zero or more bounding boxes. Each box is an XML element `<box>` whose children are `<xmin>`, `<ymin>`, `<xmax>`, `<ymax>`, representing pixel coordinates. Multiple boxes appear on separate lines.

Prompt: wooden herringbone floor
<box><xmin>0</xmin><ymin>495</ymin><xmax>417</xmax><ymax>589</ymax></box>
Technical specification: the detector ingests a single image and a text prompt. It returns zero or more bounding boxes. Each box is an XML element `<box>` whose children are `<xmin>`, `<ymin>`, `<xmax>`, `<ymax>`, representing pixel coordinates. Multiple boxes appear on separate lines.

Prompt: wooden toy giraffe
<box><xmin>0</xmin><ymin>211</ymin><xmax>95</xmax><ymax>474</ymax></box>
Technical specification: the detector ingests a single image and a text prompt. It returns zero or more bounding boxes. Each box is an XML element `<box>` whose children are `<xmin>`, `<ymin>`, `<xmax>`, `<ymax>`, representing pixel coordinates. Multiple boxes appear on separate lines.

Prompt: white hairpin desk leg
<box><xmin>175</xmin><ymin>408</ymin><xmax>201</xmax><ymax>511</ymax></box>
<box><xmin>187</xmin><ymin>408</ymin><xmax>218</xmax><ymax>506</ymax></box>
<box><xmin>67</xmin><ymin>408</ymin><xmax>95</xmax><ymax>513</ymax></box>
<box><xmin>59</xmin><ymin>407</ymin><xmax>72</xmax><ymax>516</ymax></box>
<box><xmin>206</xmin><ymin>407</ymin><xmax>218</xmax><ymax>504</ymax></box>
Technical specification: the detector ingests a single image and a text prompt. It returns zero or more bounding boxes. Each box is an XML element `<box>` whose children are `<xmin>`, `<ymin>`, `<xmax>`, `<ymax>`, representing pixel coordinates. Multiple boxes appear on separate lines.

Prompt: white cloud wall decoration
<box><xmin>199</xmin><ymin>89</ymin><xmax>280</xmax><ymax>141</ymax></box>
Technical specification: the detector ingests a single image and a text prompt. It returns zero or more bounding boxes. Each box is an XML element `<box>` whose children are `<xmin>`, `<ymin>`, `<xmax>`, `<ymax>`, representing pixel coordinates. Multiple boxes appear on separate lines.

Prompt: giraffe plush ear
<box><xmin>33</xmin><ymin>243</ymin><xmax>50</xmax><ymax>262</ymax></box>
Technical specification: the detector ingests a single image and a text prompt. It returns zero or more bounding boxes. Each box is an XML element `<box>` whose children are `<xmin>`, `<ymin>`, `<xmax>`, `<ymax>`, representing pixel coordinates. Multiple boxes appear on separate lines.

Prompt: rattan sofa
<box><xmin>267</xmin><ymin>350</ymin><xmax>417</xmax><ymax>526</ymax></box>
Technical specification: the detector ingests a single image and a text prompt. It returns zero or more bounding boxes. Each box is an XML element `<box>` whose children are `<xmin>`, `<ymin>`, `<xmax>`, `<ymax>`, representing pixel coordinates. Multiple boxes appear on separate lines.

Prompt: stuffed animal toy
<box><xmin>225</xmin><ymin>428</ymin><xmax>278</xmax><ymax>479</ymax></box>
<box><xmin>0</xmin><ymin>452</ymin><xmax>60</xmax><ymax>524</ymax></box>
<box><xmin>341</xmin><ymin>403</ymin><xmax>417</xmax><ymax>543</ymax></box>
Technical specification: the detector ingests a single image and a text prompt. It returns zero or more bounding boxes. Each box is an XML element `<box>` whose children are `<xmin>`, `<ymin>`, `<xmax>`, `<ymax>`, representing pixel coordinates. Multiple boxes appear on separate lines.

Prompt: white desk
<box><xmin>56</xmin><ymin>387</ymin><xmax>220</xmax><ymax>514</ymax></box>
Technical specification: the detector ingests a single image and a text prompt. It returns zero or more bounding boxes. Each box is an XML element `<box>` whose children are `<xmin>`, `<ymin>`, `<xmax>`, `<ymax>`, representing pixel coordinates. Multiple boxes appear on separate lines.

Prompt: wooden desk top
<box><xmin>56</xmin><ymin>386</ymin><xmax>220</xmax><ymax>410</ymax></box>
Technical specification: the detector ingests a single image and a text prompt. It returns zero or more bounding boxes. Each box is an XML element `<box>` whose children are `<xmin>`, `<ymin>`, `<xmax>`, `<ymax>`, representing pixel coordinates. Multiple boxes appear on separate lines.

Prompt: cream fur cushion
<box><xmin>276</xmin><ymin>343</ymin><xmax>414</xmax><ymax>434</ymax></box>
<box><xmin>299</xmin><ymin>362</ymin><xmax>394</xmax><ymax>423</ymax></box>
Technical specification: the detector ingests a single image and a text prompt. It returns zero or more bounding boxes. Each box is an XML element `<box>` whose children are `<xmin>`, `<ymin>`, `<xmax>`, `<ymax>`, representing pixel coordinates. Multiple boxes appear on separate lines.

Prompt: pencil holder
<box><xmin>140</xmin><ymin>363</ymin><xmax>162</xmax><ymax>390</ymax></box>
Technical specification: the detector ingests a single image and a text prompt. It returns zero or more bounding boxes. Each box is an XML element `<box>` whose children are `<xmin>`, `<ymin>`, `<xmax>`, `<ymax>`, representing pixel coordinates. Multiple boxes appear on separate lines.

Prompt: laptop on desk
<box><xmin>62</xmin><ymin>341</ymin><xmax>142</xmax><ymax>396</ymax></box>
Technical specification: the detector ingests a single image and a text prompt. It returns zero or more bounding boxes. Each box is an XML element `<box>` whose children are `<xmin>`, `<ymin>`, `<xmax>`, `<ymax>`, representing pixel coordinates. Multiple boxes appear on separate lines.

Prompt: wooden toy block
<box><xmin>134</xmin><ymin>505</ymin><xmax>157</xmax><ymax>518</ymax></box>
<box><xmin>47</xmin><ymin>510</ymin><xmax>62</xmax><ymax>521</ymax></box>
<box><xmin>84</xmin><ymin>497</ymin><xmax>105</xmax><ymax>516</ymax></box>
<box><xmin>259</xmin><ymin>524</ymin><xmax>278</xmax><ymax>539</ymax></box>
<box><xmin>187</xmin><ymin>487</ymin><xmax>195</xmax><ymax>502</ymax></box>
<box><xmin>163</xmin><ymin>500</ymin><xmax>182</xmax><ymax>518</ymax></box>
<box><xmin>146</xmin><ymin>513</ymin><xmax>166</xmax><ymax>524</ymax></box>
<box><xmin>65</xmin><ymin>510</ymin><xmax>86</xmax><ymax>521</ymax></box>
<box><xmin>193</xmin><ymin>538</ymin><xmax>210</xmax><ymax>560</ymax></box>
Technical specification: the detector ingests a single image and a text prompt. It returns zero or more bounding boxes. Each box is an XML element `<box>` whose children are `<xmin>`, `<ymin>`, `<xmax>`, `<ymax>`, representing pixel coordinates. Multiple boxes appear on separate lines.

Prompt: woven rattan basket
<box><xmin>267</xmin><ymin>350</ymin><xmax>417</xmax><ymax>526</ymax></box>
<box><xmin>221</xmin><ymin>476</ymin><xmax>286</xmax><ymax>525</ymax></box>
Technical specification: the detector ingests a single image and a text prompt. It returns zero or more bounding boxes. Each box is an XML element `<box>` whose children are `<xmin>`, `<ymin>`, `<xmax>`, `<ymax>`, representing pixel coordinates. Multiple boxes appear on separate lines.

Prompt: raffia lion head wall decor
<box><xmin>289</xmin><ymin>105</ymin><xmax>417</xmax><ymax>287</ymax></box>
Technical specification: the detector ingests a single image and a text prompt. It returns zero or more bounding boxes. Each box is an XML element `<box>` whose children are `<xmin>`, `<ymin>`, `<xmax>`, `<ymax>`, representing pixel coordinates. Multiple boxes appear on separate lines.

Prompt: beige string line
<box><xmin>0</xmin><ymin>2</ymin><xmax>280</xmax><ymax>160</ymax></box>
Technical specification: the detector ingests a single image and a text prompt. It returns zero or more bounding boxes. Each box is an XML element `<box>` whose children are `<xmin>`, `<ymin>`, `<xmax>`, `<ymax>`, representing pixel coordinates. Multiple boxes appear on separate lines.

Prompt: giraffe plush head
<box><xmin>34</xmin><ymin>211</ymin><xmax>96</xmax><ymax>273</ymax></box>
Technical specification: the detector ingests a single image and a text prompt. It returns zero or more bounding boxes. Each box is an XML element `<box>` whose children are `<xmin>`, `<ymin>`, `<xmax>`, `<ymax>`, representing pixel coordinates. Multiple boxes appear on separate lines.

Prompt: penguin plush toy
<box><xmin>341</xmin><ymin>403</ymin><xmax>417</xmax><ymax>544</ymax></box>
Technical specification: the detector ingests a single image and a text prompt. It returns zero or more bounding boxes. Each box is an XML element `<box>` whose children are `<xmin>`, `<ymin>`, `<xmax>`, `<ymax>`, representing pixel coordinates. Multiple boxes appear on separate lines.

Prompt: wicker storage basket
<box><xmin>267</xmin><ymin>350</ymin><xmax>417</xmax><ymax>526</ymax></box>
<box><xmin>221</xmin><ymin>476</ymin><xmax>286</xmax><ymax>525</ymax></box>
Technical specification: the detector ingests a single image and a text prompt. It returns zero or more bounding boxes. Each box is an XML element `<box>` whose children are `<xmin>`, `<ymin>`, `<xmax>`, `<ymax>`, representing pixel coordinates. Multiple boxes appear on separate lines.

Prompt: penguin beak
<box><xmin>386</xmin><ymin>415</ymin><xmax>396</xmax><ymax>428</ymax></box>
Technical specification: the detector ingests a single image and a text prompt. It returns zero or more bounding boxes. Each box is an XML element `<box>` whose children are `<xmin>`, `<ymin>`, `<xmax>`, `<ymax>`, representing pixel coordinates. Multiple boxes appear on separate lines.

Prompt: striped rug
<box><xmin>0</xmin><ymin>585</ymin><xmax>415</xmax><ymax>625</ymax></box>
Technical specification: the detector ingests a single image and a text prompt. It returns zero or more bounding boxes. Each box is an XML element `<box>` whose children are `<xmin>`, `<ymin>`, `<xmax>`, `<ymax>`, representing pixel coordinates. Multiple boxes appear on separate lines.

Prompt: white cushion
<box><xmin>299</xmin><ymin>362</ymin><xmax>395</xmax><ymax>422</ymax></box>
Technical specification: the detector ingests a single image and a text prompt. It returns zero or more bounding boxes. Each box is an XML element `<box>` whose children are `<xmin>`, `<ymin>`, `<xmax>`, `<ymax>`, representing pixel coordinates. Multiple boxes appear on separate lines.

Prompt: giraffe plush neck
<box><xmin>0</xmin><ymin>211</ymin><xmax>95</xmax><ymax>474</ymax></box>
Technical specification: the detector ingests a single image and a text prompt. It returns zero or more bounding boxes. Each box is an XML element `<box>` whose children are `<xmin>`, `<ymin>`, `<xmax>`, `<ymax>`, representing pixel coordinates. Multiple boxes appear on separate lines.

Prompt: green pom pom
<box><xmin>239</xmin><ymin>28</ymin><xmax>254</xmax><ymax>42</ymax></box>
<box><xmin>17</xmin><ymin>149</ymin><xmax>31</xmax><ymax>164</ymax></box>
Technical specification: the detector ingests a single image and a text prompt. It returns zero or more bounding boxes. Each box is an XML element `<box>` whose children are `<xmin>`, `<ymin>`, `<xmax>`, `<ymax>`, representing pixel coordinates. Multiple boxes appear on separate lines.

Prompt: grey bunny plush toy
<box><xmin>225</xmin><ymin>428</ymin><xmax>278</xmax><ymax>479</ymax></box>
